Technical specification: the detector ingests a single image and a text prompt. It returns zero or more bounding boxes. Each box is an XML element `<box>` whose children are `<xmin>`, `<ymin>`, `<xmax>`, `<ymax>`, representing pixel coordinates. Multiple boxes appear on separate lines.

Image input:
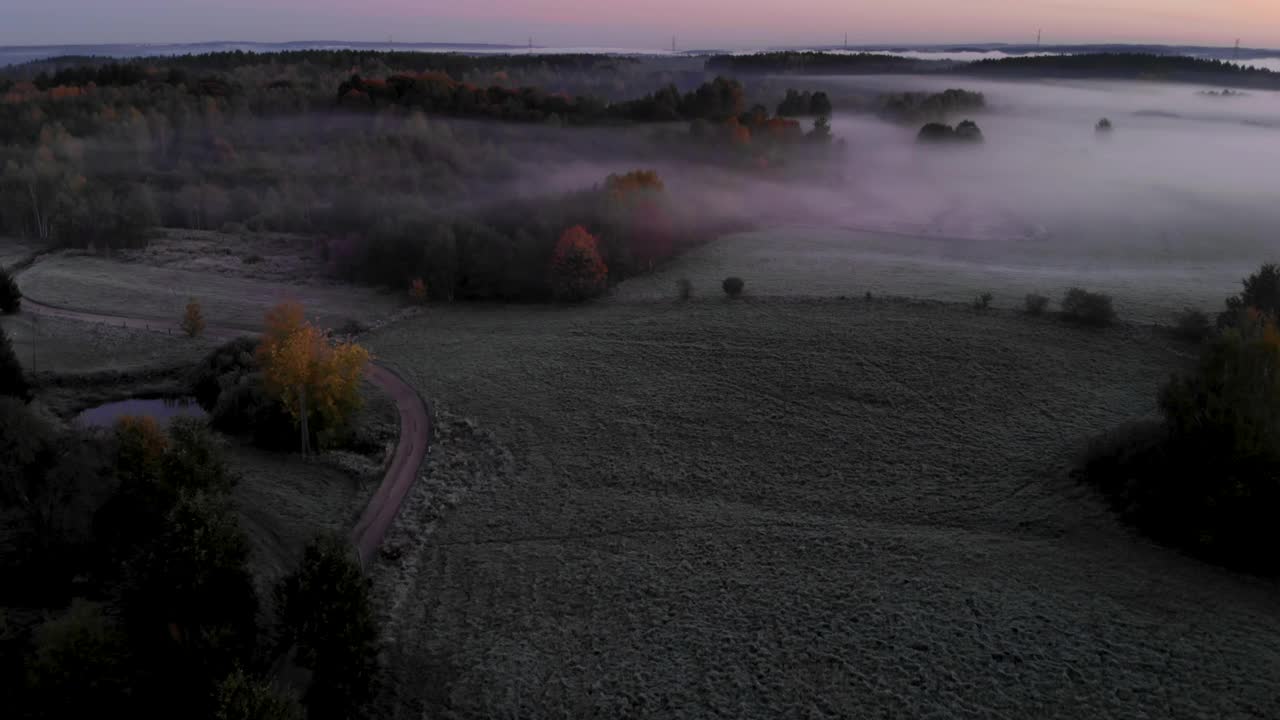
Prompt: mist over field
<box><xmin>585</xmin><ymin>74</ymin><xmax>1280</xmax><ymax>317</ymax></box>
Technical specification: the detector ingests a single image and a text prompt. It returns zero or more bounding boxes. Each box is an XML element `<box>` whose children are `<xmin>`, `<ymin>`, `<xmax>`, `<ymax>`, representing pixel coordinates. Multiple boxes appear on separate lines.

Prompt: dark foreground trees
<box><xmin>0</xmin><ymin>399</ymin><xmax>383</xmax><ymax>718</ymax></box>
<box><xmin>1079</xmin><ymin>264</ymin><xmax>1280</xmax><ymax>573</ymax></box>
<box><xmin>0</xmin><ymin>327</ymin><xmax>28</xmax><ymax>400</ymax></box>
<box><xmin>275</xmin><ymin>535</ymin><xmax>380</xmax><ymax>720</ymax></box>
<box><xmin>0</xmin><ymin>267</ymin><xmax>21</xmax><ymax>314</ymax></box>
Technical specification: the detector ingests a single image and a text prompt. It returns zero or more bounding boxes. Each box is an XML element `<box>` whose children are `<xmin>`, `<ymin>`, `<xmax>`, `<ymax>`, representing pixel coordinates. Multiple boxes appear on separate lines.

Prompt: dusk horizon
<box><xmin>5</xmin><ymin>1</ymin><xmax>1278</xmax><ymax>49</ymax></box>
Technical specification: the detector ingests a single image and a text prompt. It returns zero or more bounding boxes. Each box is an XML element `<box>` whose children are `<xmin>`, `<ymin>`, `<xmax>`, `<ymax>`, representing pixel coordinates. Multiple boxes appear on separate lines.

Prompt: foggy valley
<box><xmin>1</xmin><ymin>29</ymin><xmax>1279</xmax><ymax>720</ymax></box>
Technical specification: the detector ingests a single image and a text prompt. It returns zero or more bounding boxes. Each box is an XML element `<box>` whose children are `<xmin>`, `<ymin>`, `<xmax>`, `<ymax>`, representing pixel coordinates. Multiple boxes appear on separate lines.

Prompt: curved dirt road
<box><xmin>17</xmin><ymin>292</ymin><xmax>429</xmax><ymax>568</ymax></box>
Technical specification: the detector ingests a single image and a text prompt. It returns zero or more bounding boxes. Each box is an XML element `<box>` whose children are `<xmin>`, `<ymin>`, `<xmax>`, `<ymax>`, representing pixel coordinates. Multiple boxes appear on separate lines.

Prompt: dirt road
<box><xmin>17</xmin><ymin>291</ymin><xmax>429</xmax><ymax>568</ymax></box>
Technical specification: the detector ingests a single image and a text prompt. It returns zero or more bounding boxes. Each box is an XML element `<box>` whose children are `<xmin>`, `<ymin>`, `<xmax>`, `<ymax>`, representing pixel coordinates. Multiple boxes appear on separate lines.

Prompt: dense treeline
<box><xmin>325</xmin><ymin>170</ymin><xmax>748</xmax><ymax>301</ymax></box>
<box><xmin>337</xmin><ymin>73</ymin><xmax>754</xmax><ymax>125</ymax></box>
<box><xmin>964</xmin><ymin>53</ymin><xmax>1280</xmax><ymax>88</ymax></box>
<box><xmin>707</xmin><ymin>50</ymin><xmax>1280</xmax><ymax>90</ymax></box>
<box><xmin>706</xmin><ymin>51</ymin><xmax>944</xmax><ymax>75</ymax></box>
<box><xmin>878</xmin><ymin>89</ymin><xmax>985</xmax><ymax>123</ymax></box>
<box><xmin>0</xmin><ymin>400</ymin><xmax>380</xmax><ymax>718</ymax></box>
<box><xmin>775</xmin><ymin>89</ymin><xmax>833</xmax><ymax>117</ymax></box>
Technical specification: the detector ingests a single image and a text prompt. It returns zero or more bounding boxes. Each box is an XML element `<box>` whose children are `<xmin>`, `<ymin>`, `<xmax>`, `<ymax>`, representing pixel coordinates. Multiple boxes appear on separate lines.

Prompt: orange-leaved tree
<box><xmin>604</xmin><ymin>170</ymin><xmax>672</xmax><ymax>271</ymax></box>
<box><xmin>257</xmin><ymin>302</ymin><xmax>370</xmax><ymax>454</ymax></box>
<box><xmin>181</xmin><ymin>298</ymin><xmax>205</xmax><ymax>338</ymax></box>
<box><xmin>549</xmin><ymin>226</ymin><xmax>608</xmax><ymax>301</ymax></box>
<box><xmin>604</xmin><ymin>170</ymin><xmax>664</xmax><ymax>200</ymax></box>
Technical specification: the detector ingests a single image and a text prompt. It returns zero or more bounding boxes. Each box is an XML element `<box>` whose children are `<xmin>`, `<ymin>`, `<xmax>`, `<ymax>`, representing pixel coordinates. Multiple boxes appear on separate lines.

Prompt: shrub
<box><xmin>1024</xmin><ymin>293</ymin><xmax>1049</xmax><ymax>315</ymax></box>
<box><xmin>0</xmin><ymin>267</ymin><xmax>20</xmax><ymax>314</ymax></box>
<box><xmin>408</xmin><ymin>277</ymin><xmax>427</xmax><ymax>304</ymax></box>
<box><xmin>973</xmin><ymin>292</ymin><xmax>992</xmax><ymax>310</ymax></box>
<box><xmin>0</xmin><ymin>327</ymin><xmax>28</xmax><ymax>400</ymax></box>
<box><xmin>1220</xmin><ymin>262</ymin><xmax>1280</xmax><ymax>329</ymax></box>
<box><xmin>275</xmin><ymin>535</ymin><xmax>379</xmax><ymax>720</ymax></box>
<box><xmin>240</xmin><ymin>253</ymin><xmax>263</xmax><ymax>265</ymax></box>
<box><xmin>1096</xmin><ymin>117</ymin><xmax>1113</xmax><ymax>133</ymax></box>
<box><xmin>189</xmin><ymin>337</ymin><xmax>298</xmax><ymax>451</ymax></box>
<box><xmin>1173</xmin><ymin>308</ymin><xmax>1212</xmax><ymax>343</ymax></box>
<box><xmin>676</xmin><ymin>277</ymin><xmax>692</xmax><ymax>300</ymax></box>
<box><xmin>212</xmin><ymin>668</ymin><xmax>301</xmax><ymax>720</ymax></box>
<box><xmin>1060</xmin><ymin>287</ymin><xmax>1116</xmax><ymax>326</ymax></box>
<box><xmin>549</xmin><ymin>226</ymin><xmax>608</xmax><ymax>301</ymax></box>
<box><xmin>722</xmin><ymin>277</ymin><xmax>745</xmax><ymax>298</ymax></box>
<box><xmin>182</xmin><ymin>299</ymin><xmax>206</xmax><ymax>338</ymax></box>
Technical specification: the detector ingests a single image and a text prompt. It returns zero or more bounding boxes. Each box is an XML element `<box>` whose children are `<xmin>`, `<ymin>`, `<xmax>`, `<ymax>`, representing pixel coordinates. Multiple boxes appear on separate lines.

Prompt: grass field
<box><xmin>614</xmin><ymin>227</ymin><xmax>1257</xmax><ymax>324</ymax></box>
<box><xmin>367</xmin><ymin>297</ymin><xmax>1280</xmax><ymax>719</ymax></box>
<box><xmin>229</xmin><ymin>377</ymin><xmax>396</xmax><ymax>594</ymax></box>
<box><xmin>0</xmin><ymin>312</ymin><xmax>219</xmax><ymax>375</ymax></box>
<box><xmin>19</xmin><ymin>253</ymin><xmax>402</xmax><ymax>330</ymax></box>
<box><xmin>230</xmin><ymin>445</ymin><xmax>377</xmax><ymax>594</ymax></box>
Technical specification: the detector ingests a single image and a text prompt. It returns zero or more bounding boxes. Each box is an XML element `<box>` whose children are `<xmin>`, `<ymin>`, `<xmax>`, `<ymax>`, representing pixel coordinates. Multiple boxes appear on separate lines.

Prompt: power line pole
<box><xmin>1037</xmin><ymin>29</ymin><xmax>1042</xmax><ymax>48</ymax></box>
<box><xmin>671</xmin><ymin>36</ymin><xmax>677</xmax><ymax>53</ymax></box>
<box><xmin>1235</xmin><ymin>38</ymin><xmax>1241</xmax><ymax>60</ymax></box>
<box><xmin>844</xmin><ymin>32</ymin><xmax>848</xmax><ymax>50</ymax></box>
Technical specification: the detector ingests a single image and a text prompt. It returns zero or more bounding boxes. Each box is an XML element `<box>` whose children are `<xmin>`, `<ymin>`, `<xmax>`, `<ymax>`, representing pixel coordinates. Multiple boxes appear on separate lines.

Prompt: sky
<box><xmin>2</xmin><ymin>0</ymin><xmax>1278</xmax><ymax>49</ymax></box>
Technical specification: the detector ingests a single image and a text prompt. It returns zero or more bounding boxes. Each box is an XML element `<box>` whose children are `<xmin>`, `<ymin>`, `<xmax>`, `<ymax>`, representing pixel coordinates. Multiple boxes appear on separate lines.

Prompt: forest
<box><xmin>0</xmin><ymin>52</ymin><xmax>837</xmax><ymax>302</ymax></box>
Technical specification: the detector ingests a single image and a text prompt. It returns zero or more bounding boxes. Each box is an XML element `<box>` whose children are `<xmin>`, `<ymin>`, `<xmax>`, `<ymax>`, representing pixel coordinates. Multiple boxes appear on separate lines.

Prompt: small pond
<box><xmin>75</xmin><ymin>397</ymin><xmax>209</xmax><ymax>428</ymax></box>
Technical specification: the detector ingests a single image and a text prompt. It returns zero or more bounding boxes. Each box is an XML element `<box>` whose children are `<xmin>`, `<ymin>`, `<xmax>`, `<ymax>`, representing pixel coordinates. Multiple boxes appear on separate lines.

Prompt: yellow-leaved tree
<box><xmin>257</xmin><ymin>302</ymin><xmax>370</xmax><ymax>454</ymax></box>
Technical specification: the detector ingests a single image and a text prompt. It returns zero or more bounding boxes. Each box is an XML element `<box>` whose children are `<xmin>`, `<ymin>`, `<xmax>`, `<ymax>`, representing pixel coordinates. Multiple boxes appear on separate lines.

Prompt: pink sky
<box><xmin>4</xmin><ymin>0</ymin><xmax>1279</xmax><ymax>48</ymax></box>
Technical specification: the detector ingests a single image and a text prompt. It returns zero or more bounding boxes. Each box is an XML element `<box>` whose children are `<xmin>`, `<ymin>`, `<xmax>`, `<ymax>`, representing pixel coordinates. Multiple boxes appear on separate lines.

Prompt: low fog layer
<box><xmin>595</xmin><ymin>75</ymin><xmax>1280</xmax><ymax>317</ymax></box>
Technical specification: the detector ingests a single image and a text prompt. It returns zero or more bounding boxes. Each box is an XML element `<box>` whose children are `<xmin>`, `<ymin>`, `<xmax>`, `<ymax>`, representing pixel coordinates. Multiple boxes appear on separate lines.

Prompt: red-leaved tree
<box><xmin>550</xmin><ymin>226</ymin><xmax>608</xmax><ymax>301</ymax></box>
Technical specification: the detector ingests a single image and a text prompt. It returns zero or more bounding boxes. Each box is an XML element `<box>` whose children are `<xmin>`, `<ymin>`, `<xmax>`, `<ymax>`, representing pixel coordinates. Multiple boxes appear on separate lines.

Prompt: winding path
<box><xmin>17</xmin><ymin>288</ymin><xmax>429</xmax><ymax>569</ymax></box>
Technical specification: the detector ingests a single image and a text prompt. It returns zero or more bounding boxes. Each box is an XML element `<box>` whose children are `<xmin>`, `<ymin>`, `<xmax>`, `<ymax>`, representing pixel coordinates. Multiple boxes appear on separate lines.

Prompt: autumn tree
<box><xmin>605</xmin><ymin>171</ymin><xmax>673</xmax><ymax>271</ymax></box>
<box><xmin>182</xmin><ymin>299</ymin><xmax>206</xmax><ymax>338</ymax></box>
<box><xmin>257</xmin><ymin>302</ymin><xmax>370</xmax><ymax>454</ymax></box>
<box><xmin>549</xmin><ymin>226</ymin><xmax>608</xmax><ymax>301</ymax></box>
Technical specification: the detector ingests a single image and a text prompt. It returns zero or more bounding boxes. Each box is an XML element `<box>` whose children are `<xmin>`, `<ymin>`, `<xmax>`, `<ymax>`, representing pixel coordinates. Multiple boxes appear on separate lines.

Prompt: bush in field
<box><xmin>973</xmin><ymin>292</ymin><xmax>993</xmax><ymax>310</ymax></box>
<box><xmin>549</xmin><ymin>226</ymin><xmax>608</xmax><ymax>301</ymax></box>
<box><xmin>0</xmin><ymin>267</ymin><xmax>20</xmax><ymax>314</ymax></box>
<box><xmin>1079</xmin><ymin>318</ymin><xmax>1280</xmax><ymax>572</ymax></box>
<box><xmin>181</xmin><ymin>299</ymin><xmax>205</xmax><ymax>338</ymax></box>
<box><xmin>1173</xmin><ymin>308</ymin><xmax>1212</xmax><ymax>343</ymax></box>
<box><xmin>676</xmin><ymin>277</ymin><xmax>693</xmax><ymax>300</ymax></box>
<box><xmin>1219</xmin><ymin>262</ymin><xmax>1280</xmax><ymax>329</ymax></box>
<box><xmin>722</xmin><ymin>277</ymin><xmax>745</xmax><ymax>298</ymax></box>
<box><xmin>1060</xmin><ymin>287</ymin><xmax>1116</xmax><ymax>326</ymax></box>
<box><xmin>0</xmin><ymin>327</ymin><xmax>28</xmax><ymax>400</ymax></box>
<box><xmin>1024</xmin><ymin>293</ymin><xmax>1049</xmax><ymax>316</ymax></box>
<box><xmin>408</xmin><ymin>277</ymin><xmax>427</xmax><ymax>304</ymax></box>
<box><xmin>1096</xmin><ymin>117</ymin><xmax>1114</xmax><ymax>133</ymax></box>
<box><xmin>274</xmin><ymin>535</ymin><xmax>379</xmax><ymax>720</ymax></box>
<box><xmin>189</xmin><ymin>337</ymin><xmax>298</xmax><ymax>450</ymax></box>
